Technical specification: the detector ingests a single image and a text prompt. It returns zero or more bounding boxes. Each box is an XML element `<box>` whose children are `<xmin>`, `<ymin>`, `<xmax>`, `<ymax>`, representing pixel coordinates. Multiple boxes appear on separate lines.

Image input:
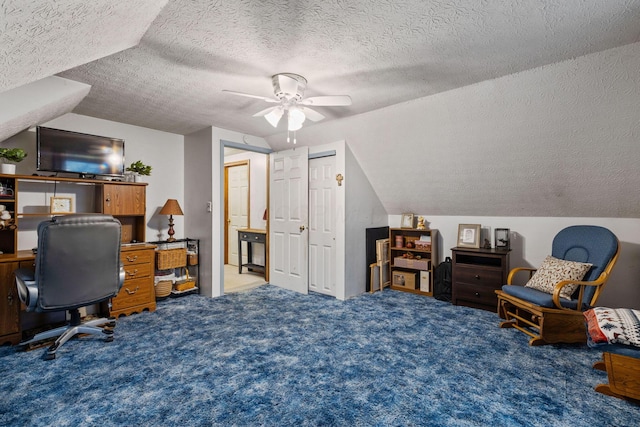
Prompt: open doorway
<box><xmin>223</xmin><ymin>144</ymin><xmax>269</xmax><ymax>293</ymax></box>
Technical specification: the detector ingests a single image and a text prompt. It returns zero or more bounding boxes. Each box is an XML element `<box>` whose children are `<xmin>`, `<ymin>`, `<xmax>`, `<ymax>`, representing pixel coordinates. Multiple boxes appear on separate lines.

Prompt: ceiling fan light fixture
<box><xmin>264</xmin><ymin>107</ymin><xmax>284</xmax><ymax>127</ymax></box>
<box><xmin>287</xmin><ymin>107</ymin><xmax>305</xmax><ymax>131</ymax></box>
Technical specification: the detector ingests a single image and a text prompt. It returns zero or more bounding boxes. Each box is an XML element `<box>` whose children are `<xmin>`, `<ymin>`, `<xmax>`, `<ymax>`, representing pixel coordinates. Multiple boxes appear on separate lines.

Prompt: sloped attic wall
<box><xmin>265</xmin><ymin>41</ymin><xmax>640</xmax><ymax>220</ymax></box>
<box><xmin>344</xmin><ymin>143</ymin><xmax>388</xmax><ymax>298</ymax></box>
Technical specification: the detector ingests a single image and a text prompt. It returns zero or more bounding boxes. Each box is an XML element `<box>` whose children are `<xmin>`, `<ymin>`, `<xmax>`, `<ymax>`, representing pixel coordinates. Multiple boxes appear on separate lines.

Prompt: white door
<box><xmin>227</xmin><ymin>163</ymin><xmax>249</xmax><ymax>266</ymax></box>
<box><xmin>308</xmin><ymin>155</ymin><xmax>337</xmax><ymax>296</ymax></box>
<box><xmin>269</xmin><ymin>147</ymin><xmax>309</xmax><ymax>294</ymax></box>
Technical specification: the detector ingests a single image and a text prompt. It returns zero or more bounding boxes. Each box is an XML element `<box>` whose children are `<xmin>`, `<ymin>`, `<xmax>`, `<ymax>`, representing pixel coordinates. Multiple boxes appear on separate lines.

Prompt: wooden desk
<box><xmin>0</xmin><ymin>251</ymin><xmax>37</xmax><ymax>345</ymax></box>
<box><xmin>238</xmin><ymin>228</ymin><xmax>266</xmax><ymax>278</ymax></box>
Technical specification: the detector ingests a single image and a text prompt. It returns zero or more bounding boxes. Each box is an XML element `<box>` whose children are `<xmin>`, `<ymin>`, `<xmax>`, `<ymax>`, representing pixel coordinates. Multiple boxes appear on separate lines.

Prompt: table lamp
<box><xmin>159</xmin><ymin>199</ymin><xmax>183</xmax><ymax>242</ymax></box>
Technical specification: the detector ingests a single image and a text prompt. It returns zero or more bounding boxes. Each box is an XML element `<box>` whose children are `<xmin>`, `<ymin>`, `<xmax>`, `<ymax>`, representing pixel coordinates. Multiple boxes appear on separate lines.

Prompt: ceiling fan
<box><xmin>223</xmin><ymin>73</ymin><xmax>352</xmax><ymax>142</ymax></box>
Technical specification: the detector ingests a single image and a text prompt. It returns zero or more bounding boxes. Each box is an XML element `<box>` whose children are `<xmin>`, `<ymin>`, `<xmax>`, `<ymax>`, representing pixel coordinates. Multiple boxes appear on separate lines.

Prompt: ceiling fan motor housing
<box><xmin>272</xmin><ymin>73</ymin><xmax>307</xmax><ymax>101</ymax></box>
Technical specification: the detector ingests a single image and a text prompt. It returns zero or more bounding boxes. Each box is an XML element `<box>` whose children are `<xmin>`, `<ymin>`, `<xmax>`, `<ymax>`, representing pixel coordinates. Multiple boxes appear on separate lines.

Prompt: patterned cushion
<box><xmin>524</xmin><ymin>255</ymin><xmax>592</xmax><ymax>300</ymax></box>
<box><xmin>584</xmin><ymin>307</ymin><xmax>640</xmax><ymax>348</ymax></box>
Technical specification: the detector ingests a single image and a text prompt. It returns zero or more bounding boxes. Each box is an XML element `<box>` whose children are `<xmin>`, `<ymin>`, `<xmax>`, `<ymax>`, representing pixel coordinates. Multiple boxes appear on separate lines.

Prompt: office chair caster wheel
<box><xmin>103</xmin><ymin>328</ymin><xmax>114</xmax><ymax>342</ymax></box>
<box><xmin>44</xmin><ymin>352</ymin><xmax>56</xmax><ymax>360</ymax></box>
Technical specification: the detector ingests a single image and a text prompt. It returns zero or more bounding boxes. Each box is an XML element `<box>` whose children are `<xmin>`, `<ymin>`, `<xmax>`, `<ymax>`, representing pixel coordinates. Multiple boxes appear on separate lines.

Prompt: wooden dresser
<box><xmin>107</xmin><ymin>244</ymin><xmax>157</xmax><ymax>317</ymax></box>
<box><xmin>451</xmin><ymin>247</ymin><xmax>510</xmax><ymax>312</ymax></box>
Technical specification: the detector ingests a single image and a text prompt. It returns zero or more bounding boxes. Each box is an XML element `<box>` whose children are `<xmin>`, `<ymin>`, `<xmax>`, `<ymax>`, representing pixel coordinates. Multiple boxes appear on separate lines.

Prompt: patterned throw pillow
<box><xmin>524</xmin><ymin>255</ymin><xmax>592</xmax><ymax>300</ymax></box>
<box><xmin>584</xmin><ymin>307</ymin><xmax>640</xmax><ymax>348</ymax></box>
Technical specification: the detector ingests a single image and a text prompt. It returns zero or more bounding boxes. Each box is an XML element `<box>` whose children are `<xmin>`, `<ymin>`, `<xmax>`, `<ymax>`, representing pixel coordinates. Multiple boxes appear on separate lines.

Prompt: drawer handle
<box><xmin>254</xmin><ymin>236</ymin><xmax>259</xmax><ymax>240</ymax></box>
<box><xmin>127</xmin><ymin>269</ymin><xmax>139</xmax><ymax>277</ymax></box>
<box><xmin>126</xmin><ymin>255</ymin><xmax>138</xmax><ymax>262</ymax></box>
<box><xmin>475</xmin><ymin>292</ymin><xmax>480</xmax><ymax>297</ymax></box>
<box><xmin>474</xmin><ymin>274</ymin><xmax>480</xmax><ymax>279</ymax></box>
<box><xmin>125</xmin><ymin>286</ymin><xmax>139</xmax><ymax>295</ymax></box>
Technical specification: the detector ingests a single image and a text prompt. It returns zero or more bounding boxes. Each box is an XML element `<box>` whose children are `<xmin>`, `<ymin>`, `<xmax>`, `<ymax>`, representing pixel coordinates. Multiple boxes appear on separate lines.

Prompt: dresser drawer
<box><xmin>123</xmin><ymin>262</ymin><xmax>153</xmax><ymax>280</ymax></box>
<box><xmin>112</xmin><ymin>277</ymin><xmax>153</xmax><ymax>311</ymax></box>
<box><xmin>121</xmin><ymin>250</ymin><xmax>154</xmax><ymax>266</ymax></box>
<box><xmin>454</xmin><ymin>281</ymin><xmax>499</xmax><ymax>310</ymax></box>
<box><xmin>455</xmin><ymin>265</ymin><xmax>503</xmax><ymax>286</ymax></box>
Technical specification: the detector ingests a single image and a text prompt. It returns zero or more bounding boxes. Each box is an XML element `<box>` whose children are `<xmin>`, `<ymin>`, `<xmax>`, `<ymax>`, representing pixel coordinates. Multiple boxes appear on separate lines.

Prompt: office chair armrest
<box><xmin>14</xmin><ymin>268</ymin><xmax>38</xmax><ymax>311</ymax></box>
<box><xmin>506</xmin><ymin>267</ymin><xmax>537</xmax><ymax>285</ymax></box>
<box><xmin>118</xmin><ymin>263</ymin><xmax>125</xmax><ymax>292</ymax></box>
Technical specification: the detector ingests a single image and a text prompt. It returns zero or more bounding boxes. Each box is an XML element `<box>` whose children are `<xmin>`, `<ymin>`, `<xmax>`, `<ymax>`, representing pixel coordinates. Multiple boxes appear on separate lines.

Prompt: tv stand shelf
<box><xmin>15</xmin><ymin>174</ymin><xmax>141</xmax><ymax>185</ymax></box>
<box><xmin>0</xmin><ymin>173</ymin><xmax>148</xmax><ymax>256</ymax></box>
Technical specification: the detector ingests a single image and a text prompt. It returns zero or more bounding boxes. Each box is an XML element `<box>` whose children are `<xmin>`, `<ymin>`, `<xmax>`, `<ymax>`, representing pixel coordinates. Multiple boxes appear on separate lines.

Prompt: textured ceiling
<box><xmin>2</xmin><ymin>0</ymin><xmax>638</xmax><ymax>138</ymax></box>
<box><xmin>2</xmin><ymin>1</ymin><xmax>640</xmax><ymax>219</ymax></box>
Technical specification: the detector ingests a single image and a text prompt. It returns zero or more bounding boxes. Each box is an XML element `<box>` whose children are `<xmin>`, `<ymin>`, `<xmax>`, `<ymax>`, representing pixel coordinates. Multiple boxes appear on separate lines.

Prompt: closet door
<box><xmin>269</xmin><ymin>147</ymin><xmax>309</xmax><ymax>294</ymax></box>
<box><xmin>308</xmin><ymin>155</ymin><xmax>337</xmax><ymax>296</ymax></box>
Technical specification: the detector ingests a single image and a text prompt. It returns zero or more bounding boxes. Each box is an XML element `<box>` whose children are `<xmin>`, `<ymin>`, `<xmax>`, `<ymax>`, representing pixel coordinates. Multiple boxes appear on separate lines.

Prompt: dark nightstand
<box><xmin>451</xmin><ymin>247</ymin><xmax>510</xmax><ymax>312</ymax></box>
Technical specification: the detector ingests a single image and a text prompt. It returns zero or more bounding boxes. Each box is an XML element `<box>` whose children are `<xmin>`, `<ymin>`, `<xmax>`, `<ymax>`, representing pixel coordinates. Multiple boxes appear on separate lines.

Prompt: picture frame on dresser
<box><xmin>457</xmin><ymin>224</ymin><xmax>481</xmax><ymax>248</ymax></box>
<box><xmin>401</xmin><ymin>213</ymin><xmax>414</xmax><ymax>229</ymax></box>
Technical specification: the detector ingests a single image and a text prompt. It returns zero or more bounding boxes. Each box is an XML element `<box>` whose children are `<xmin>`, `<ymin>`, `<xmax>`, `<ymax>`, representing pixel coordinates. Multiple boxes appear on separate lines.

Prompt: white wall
<box><xmin>344</xmin><ymin>143</ymin><xmax>388</xmax><ymax>298</ymax></box>
<box><xmin>3</xmin><ymin>113</ymin><xmax>184</xmax><ymax>249</ymax></box>
<box><xmin>390</xmin><ymin>215</ymin><xmax>640</xmax><ymax>309</ymax></box>
<box><xmin>184</xmin><ymin>126</ymin><xmax>213</xmax><ymax>296</ymax></box>
<box><xmin>184</xmin><ymin>127</ymin><xmax>269</xmax><ymax>297</ymax></box>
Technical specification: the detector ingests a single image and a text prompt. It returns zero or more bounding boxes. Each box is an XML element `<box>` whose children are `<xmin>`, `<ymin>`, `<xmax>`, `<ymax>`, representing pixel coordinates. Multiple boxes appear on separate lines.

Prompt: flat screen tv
<box><xmin>37</xmin><ymin>126</ymin><xmax>125</xmax><ymax>177</ymax></box>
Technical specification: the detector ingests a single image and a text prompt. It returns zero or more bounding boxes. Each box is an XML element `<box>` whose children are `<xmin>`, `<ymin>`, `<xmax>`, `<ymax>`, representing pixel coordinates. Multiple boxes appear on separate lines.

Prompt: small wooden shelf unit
<box><xmin>388</xmin><ymin>228</ymin><xmax>438</xmax><ymax>296</ymax></box>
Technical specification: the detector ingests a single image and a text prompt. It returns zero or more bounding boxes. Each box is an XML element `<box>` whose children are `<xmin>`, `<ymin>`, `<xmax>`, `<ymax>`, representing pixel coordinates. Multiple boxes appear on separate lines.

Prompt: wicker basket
<box><xmin>174</xmin><ymin>268</ymin><xmax>196</xmax><ymax>292</ymax></box>
<box><xmin>187</xmin><ymin>252</ymin><xmax>198</xmax><ymax>265</ymax></box>
<box><xmin>156</xmin><ymin>248</ymin><xmax>187</xmax><ymax>270</ymax></box>
<box><xmin>155</xmin><ymin>280</ymin><xmax>173</xmax><ymax>298</ymax></box>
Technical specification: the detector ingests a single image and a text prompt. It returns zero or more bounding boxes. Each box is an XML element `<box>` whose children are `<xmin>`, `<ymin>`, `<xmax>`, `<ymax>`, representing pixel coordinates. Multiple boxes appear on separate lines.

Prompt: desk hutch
<box><xmin>0</xmin><ymin>173</ymin><xmax>154</xmax><ymax>345</ymax></box>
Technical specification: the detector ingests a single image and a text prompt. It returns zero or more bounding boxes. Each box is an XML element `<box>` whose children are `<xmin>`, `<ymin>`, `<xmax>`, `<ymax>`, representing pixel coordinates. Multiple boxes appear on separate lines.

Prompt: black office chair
<box><xmin>15</xmin><ymin>214</ymin><xmax>125</xmax><ymax>359</ymax></box>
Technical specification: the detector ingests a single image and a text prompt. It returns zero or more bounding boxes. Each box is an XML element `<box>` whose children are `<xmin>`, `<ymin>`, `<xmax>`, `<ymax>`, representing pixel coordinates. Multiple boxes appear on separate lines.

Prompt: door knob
<box><xmin>300</xmin><ymin>225</ymin><xmax>306</xmax><ymax>232</ymax></box>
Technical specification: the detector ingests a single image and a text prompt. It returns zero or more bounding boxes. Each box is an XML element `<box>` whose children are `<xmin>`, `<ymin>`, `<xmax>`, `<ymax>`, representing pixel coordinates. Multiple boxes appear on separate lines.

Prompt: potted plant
<box><xmin>125</xmin><ymin>160</ymin><xmax>152</xmax><ymax>182</ymax></box>
<box><xmin>0</xmin><ymin>148</ymin><xmax>27</xmax><ymax>175</ymax></box>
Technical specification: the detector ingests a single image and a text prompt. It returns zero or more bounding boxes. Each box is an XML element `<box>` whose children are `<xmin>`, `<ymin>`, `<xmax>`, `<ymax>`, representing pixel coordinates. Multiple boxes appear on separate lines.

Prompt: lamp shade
<box><xmin>159</xmin><ymin>199</ymin><xmax>183</xmax><ymax>216</ymax></box>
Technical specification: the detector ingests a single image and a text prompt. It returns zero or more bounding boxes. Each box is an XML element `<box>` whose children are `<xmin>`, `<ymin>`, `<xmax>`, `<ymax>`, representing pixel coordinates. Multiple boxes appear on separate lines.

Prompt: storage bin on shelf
<box><xmin>394</xmin><ymin>257</ymin><xmax>430</xmax><ymax>270</ymax></box>
<box><xmin>156</xmin><ymin>247</ymin><xmax>187</xmax><ymax>270</ymax></box>
<box><xmin>154</xmin><ymin>270</ymin><xmax>176</xmax><ymax>298</ymax></box>
<box><xmin>174</xmin><ymin>267</ymin><xmax>197</xmax><ymax>292</ymax></box>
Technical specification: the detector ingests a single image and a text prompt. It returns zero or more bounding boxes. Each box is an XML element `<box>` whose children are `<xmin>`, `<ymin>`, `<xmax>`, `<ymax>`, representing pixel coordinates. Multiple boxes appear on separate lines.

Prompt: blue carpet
<box><xmin>0</xmin><ymin>285</ymin><xmax>638</xmax><ymax>426</ymax></box>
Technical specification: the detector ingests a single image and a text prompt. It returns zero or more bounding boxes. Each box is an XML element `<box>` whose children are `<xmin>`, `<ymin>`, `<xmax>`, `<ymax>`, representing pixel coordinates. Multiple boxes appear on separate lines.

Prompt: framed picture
<box><xmin>457</xmin><ymin>224</ymin><xmax>481</xmax><ymax>248</ymax></box>
<box><xmin>401</xmin><ymin>213</ymin><xmax>414</xmax><ymax>229</ymax></box>
<box><xmin>50</xmin><ymin>196</ymin><xmax>74</xmax><ymax>214</ymax></box>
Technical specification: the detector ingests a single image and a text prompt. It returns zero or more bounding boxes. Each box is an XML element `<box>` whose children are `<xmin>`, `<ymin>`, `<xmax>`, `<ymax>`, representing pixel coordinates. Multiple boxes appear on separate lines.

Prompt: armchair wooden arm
<box><xmin>551</xmin><ymin>271</ymin><xmax>610</xmax><ymax>311</ymax></box>
<box><xmin>506</xmin><ymin>267</ymin><xmax>537</xmax><ymax>285</ymax></box>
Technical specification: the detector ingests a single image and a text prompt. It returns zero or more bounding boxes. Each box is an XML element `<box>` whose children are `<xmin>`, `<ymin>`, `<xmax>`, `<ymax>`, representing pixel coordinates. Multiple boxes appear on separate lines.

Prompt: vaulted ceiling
<box><xmin>2</xmin><ymin>1</ymin><xmax>640</xmax><ymax>217</ymax></box>
<box><xmin>3</xmin><ymin>1</ymin><xmax>639</xmax><ymax>139</ymax></box>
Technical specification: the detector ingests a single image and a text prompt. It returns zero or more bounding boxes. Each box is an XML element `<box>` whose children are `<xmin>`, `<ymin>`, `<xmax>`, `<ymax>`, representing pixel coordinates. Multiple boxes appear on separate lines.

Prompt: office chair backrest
<box><xmin>551</xmin><ymin>225</ymin><xmax>618</xmax><ymax>301</ymax></box>
<box><xmin>35</xmin><ymin>214</ymin><xmax>122</xmax><ymax>311</ymax></box>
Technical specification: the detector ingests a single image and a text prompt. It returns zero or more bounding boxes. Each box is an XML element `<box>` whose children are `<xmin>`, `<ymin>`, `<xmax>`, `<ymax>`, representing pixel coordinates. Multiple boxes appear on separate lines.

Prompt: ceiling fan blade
<box><xmin>301</xmin><ymin>95</ymin><xmax>352</xmax><ymax>106</ymax></box>
<box><xmin>222</xmin><ymin>90</ymin><xmax>278</xmax><ymax>103</ymax></box>
<box><xmin>300</xmin><ymin>106</ymin><xmax>325</xmax><ymax>122</ymax></box>
<box><xmin>278</xmin><ymin>74</ymin><xmax>299</xmax><ymax>96</ymax></box>
<box><xmin>253</xmin><ymin>106</ymin><xmax>277</xmax><ymax>117</ymax></box>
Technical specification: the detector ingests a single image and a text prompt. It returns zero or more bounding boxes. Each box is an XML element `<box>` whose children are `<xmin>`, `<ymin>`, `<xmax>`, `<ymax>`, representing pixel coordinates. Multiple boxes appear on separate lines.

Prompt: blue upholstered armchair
<box><xmin>15</xmin><ymin>214</ymin><xmax>125</xmax><ymax>359</ymax></box>
<box><xmin>495</xmin><ymin>225</ymin><xmax>619</xmax><ymax>346</ymax></box>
